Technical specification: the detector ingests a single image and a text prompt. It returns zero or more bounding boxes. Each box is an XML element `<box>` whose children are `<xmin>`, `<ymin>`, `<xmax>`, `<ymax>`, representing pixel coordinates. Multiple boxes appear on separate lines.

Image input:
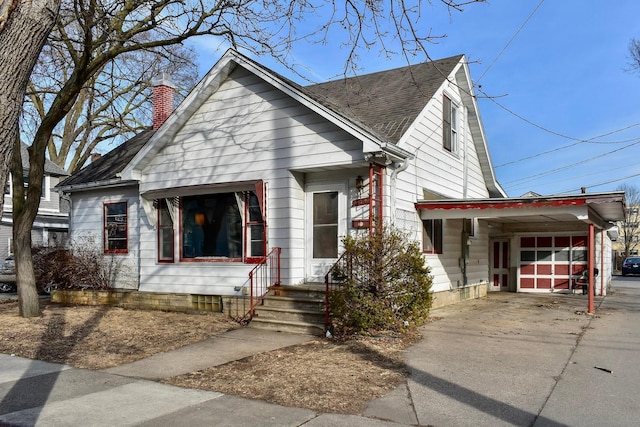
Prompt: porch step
<box><xmin>249</xmin><ymin>284</ymin><xmax>327</xmax><ymax>336</ymax></box>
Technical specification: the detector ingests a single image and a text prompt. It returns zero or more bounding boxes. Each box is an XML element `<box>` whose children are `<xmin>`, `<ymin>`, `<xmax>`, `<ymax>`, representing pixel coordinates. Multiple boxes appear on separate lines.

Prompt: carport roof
<box><xmin>415</xmin><ymin>192</ymin><xmax>626</xmax><ymax>228</ymax></box>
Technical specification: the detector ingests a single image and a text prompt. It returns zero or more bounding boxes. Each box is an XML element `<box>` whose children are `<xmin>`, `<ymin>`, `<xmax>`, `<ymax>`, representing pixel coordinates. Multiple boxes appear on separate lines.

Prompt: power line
<box><xmin>501</xmin><ymin>138</ymin><xmax>640</xmax><ymax>186</ymax></box>
<box><xmin>556</xmin><ymin>171</ymin><xmax>640</xmax><ymax>194</ymax></box>
<box><xmin>476</xmin><ymin>0</ymin><xmax>546</xmax><ymax>84</ymax></box>
<box><xmin>495</xmin><ymin>123</ymin><xmax>640</xmax><ymax>168</ymax></box>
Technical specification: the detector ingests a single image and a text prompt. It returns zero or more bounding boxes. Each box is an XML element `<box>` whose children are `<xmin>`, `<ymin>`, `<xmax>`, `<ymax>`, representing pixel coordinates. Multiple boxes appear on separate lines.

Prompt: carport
<box><xmin>416</xmin><ymin>191</ymin><xmax>625</xmax><ymax>314</ymax></box>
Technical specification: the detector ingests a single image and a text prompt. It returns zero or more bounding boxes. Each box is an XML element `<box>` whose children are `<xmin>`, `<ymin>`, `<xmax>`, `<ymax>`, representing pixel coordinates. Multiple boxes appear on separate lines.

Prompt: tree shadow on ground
<box><xmin>347</xmin><ymin>336</ymin><xmax>569</xmax><ymax>427</ymax></box>
<box><xmin>0</xmin><ymin>303</ymin><xmax>109</xmax><ymax>424</ymax></box>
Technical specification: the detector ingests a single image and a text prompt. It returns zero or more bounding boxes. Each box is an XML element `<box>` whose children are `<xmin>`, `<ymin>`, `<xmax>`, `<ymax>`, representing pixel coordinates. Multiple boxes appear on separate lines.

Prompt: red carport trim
<box><xmin>415</xmin><ymin>198</ymin><xmax>587</xmax><ymax>211</ymax></box>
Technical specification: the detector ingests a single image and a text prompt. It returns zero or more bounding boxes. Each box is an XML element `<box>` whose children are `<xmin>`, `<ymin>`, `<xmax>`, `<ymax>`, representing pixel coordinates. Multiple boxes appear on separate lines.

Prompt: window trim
<box><xmin>178</xmin><ymin>189</ymin><xmax>266</xmax><ymax>264</ymax></box>
<box><xmin>443</xmin><ymin>94</ymin><xmax>459</xmax><ymax>153</ymax></box>
<box><xmin>244</xmin><ymin>191</ymin><xmax>266</xmax><ymax>263</ymax></box>
<box><xmin>103</xmin><ymin>201</ymin><xmax>128</xmax><ymax>254</ymax></box>
<box><xmin>422</xmin><ymin>219</ymin><xmax>443</xmax><ymax>254</ymax></box>
<box><xmin>157</xmin><ymin>199</ymin><xmax>174</xmax><ymax>263</ymax></box>
<box><xmin>5</xmin><ymin>173</ymin><xmax>50</xmax><ymax>200</ymax></box>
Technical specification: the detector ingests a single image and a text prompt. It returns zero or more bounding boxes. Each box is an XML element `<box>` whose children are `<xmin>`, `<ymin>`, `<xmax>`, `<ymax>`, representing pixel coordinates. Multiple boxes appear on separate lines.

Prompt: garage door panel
<box><xmin>518</xmin><ymin>235</ymin><xmax>587</xmax><ymax>292</ymax></box>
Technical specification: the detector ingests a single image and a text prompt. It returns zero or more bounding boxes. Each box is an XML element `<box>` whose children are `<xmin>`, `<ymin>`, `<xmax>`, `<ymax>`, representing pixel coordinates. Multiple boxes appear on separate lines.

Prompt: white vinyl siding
<box><xmin>136</xmin><ymin>67</ymin><xmax>365</xmax><ymax>293</ymax></box>
<box><xmin>69</xmin><ymin>187</ymin><xmax>139</xmax><ymax>289</ymax></box>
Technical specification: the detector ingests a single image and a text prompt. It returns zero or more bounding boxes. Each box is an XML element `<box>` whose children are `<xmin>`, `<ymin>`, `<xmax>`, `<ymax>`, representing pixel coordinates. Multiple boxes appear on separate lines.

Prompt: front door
<box><xmin>306</xmin><ymin>183</ymin><xmax>347</xmax><ymax>282</ymax></box>
<box><xmin>490</xmin><ymin>240</ymin><xmax>510</xmax><ymax>291</ymax></box>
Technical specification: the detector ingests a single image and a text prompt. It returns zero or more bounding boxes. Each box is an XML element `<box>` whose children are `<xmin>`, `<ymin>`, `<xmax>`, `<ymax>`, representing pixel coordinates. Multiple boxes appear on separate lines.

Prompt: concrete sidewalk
<box><xmin>0</xmin><ymin>279</ymin><xmax>638</xmax><ymax>426</ymax></box>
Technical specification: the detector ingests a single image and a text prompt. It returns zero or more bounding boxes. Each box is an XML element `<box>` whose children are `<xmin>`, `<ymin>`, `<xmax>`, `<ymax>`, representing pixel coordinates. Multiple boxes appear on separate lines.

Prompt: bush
<box><xmin>329</xmin><ymin>226</ymin><xmax>432</xmax><ymax>335</ymax></box>
<box><xmin>33</xmin><ymin>246</ymin><xmax>111</xmax><ymax>292</ymax></box>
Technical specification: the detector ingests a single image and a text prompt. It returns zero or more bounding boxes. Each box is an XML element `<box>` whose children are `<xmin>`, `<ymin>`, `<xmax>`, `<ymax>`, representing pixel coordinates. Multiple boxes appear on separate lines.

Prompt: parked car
<box><xmin>0</xmin><ymin>256</ymin><xmax>16</xmax><ymax>293</ymax></box>
<box><xmin>0</xmin><ymin>256</ymin><xmax>15</xmax><ymax>275</ymax></box>
<box><xmin>622</xmin><ymin>256</ymin><xmax>640</xmax><ymax>276</ymax></box>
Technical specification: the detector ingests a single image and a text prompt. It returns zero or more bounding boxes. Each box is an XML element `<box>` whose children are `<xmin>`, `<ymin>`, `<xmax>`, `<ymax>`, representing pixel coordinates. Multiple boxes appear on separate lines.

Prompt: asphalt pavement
<box><xmin>0</xmin><ymin>277</ymin><xmax>638</xmax><ymax>426</ymax></box>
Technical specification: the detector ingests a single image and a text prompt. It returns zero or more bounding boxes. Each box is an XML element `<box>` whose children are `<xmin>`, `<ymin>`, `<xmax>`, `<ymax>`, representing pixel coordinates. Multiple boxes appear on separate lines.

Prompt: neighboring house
<box><xmin>2</xmin><ymin>144</ymin><xmax>70</xmax><ymax>261</ymax></box>
<box><xmin>56</xmin><ymin>49</ymin><xmax>624</xmax><ymax>312</ymax></box>
<box><xmin>613</xmin><ymin>204</ymin><xmax>638</xmax><ymax>256</ymax></box>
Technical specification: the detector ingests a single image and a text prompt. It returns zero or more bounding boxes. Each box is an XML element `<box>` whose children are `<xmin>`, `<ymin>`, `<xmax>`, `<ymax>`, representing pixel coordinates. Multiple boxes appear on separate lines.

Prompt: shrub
<box><xmin>329</xmin><ymin>225</ymin><xmax>432</xmax><ymax>335</ymax></box>
<box><xmin>32</xmin><ymin>244</ymin><xmax>113</xmax><ymax>292</ymax></box>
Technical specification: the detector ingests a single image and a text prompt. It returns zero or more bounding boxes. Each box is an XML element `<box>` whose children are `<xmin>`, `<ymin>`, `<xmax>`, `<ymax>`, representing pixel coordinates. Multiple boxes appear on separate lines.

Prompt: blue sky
<box><xmin>190</xmin><ymin>1</ymin><xmax>640</xmax><ymax>197</ymax></box>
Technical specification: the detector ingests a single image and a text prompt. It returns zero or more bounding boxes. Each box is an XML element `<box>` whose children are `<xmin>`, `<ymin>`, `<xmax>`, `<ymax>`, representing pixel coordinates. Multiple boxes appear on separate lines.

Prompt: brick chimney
<box><xmin>152</xmin><ymin>73</ymin><xmax>176</xmax><ymax>130</ymax></box>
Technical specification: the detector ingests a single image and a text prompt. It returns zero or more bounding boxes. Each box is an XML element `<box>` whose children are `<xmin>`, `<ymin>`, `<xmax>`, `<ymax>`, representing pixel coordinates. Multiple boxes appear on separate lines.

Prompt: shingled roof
<box><xmin>303</xmin><ymin>55</ymin><xmax>463</xmax><ymax>143</ymax></box>
<box><xmin>59</xmin><ymin>54</ymin><xmax>464</xmax><ymax>189</ymax></box>
<box><xmin>57</xmin><ymin>129</ymin><xmax>155</xmax><ymax>188</ymax></box>
<box><xmin>18</xmin><ymin>143</ymin><xmax>69</xmax><ymax>177</ymax></box>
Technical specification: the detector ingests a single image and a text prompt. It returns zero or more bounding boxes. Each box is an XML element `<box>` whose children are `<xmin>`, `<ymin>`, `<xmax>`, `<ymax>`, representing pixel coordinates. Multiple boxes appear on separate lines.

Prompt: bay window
<box><xmin>180</xmin><ymin>189</ymin><xmax>265</xmax><ymax>262</ymax></box>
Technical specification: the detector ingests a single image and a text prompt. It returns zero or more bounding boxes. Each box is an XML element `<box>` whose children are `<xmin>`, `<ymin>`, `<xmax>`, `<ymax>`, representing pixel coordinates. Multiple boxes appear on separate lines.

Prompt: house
<box><xmin>1</xmin><ymin>143</ymin><xmax>69</xmax><ymax>262</ymax></box>
<box><xmin>56</xmin><ymin>49</ymin><xmax>624</xmax><ymax>317</ymax></box>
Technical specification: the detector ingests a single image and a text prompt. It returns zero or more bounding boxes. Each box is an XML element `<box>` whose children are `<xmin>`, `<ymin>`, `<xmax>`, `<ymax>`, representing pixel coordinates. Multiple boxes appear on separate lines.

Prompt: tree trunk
<box><xmin>0</xmin><ymin>1</ymin><xmax>61</xmax><ymax>317</ymax></box>
<box><xmin>0</xmin><ymin>1</ymin><xmax>60</xmax><ymax>220</ymax></box>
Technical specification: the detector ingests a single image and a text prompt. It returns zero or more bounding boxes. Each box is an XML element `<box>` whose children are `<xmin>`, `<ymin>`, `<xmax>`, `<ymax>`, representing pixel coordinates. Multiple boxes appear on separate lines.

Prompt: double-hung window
<box><xmin>443</xmin><ymin>95</ymin><xmax>459</xmax><ymax>153</ymax></box>
<box><xmin>422</xmin><ymin>219</ymin><xmax>443</xmax><ymax>254</ymax></box>
<box><xmin>157</xmin><ymin>199</ymin><xmax>174</xmax><ymax>262</ymax></box>
<box><xmin>104</xmin><ymin>202</ymin><xmax>128</xmax><ymax>253</ymax></box>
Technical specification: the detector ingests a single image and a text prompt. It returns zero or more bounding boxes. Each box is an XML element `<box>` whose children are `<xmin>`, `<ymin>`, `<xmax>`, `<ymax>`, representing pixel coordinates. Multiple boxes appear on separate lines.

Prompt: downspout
<box><xmin>389</xmin><ymin>157</ymin><xmax>411</xmax><ymax>224</ymax></box>
<box><xmin>461</xmin><ymin>106</ymin><xmax>469</xmax><ymax>284</ymax></box>
<box><xmin>462</xmin><ymin>106</ymin><xmax>469</xmax><ymax>199</ymax></box>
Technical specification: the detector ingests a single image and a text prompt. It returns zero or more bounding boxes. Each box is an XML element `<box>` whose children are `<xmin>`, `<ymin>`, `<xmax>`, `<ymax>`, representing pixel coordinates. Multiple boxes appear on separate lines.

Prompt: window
<box><xmin>104</xmin><ymin>202</ymin><xmax>128</xmax><ymax>253</ymax></box>
<box><xmin>245</xmin><ymin>191</ymin><xmax>265</xmax><ymax>260</ymax></box>
<box><xmin>7</xmin><ymin>238</ymin><xmax>13</xmax><ymax>256</ymax></box>
<box><xmin>4</xmin><ymin>175</ymin><xmax>10</xmax><ymax>196</ymax></box>
<box><xmin>157</xmin><ymin>199</ymin><xmax>174</xmax><ymax>262</ymax></box>
<box><xmin>4</xmin><ymin>173</ymin><xmax>49</xmax><ymax>200</ymax></box>
<box><xmin>443</xmin><ymin>95</ymin><xmax>458</xmax><ymax>153</ymax></box>
<box><xmin>313</xmin><ymin>192</ymin><xmax>339</xmax><ymax>259</ymax></box>
<box><xmin>422</xmin><ymin>219</ymin><xmax>443</xmax><ymax>254</ymax></box>
<box><xmin>180</xmin><ymin>190</ymin><xmax>265</xmax><ymax>261</ymax></box>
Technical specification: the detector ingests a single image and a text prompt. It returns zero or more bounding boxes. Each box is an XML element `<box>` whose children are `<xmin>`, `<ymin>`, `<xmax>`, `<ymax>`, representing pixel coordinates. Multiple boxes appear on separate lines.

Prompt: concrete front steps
<box><xmin>249</xmin><ymin>284</ymin><xmax>326</xmax><ymax>336</ymax></box>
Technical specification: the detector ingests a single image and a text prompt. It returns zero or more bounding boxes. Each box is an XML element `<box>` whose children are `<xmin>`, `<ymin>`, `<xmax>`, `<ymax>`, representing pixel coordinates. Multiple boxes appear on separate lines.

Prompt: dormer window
<box><xmin>443</xmin><ymin>94</ymin><xmax>459</xmax><ymax>153</ymax></box>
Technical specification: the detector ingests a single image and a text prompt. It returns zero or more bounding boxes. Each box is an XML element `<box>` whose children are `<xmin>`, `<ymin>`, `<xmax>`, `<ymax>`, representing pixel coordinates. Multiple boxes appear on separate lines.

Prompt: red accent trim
<box><xmin>352</xmin><ymin>197</ymin><xmax>369</xmax><ymax>207</ymax></box>
<box><xmin>588</xmin><ymin>224</ymin><xmax>595</xmax><ymax>314</ymax></box>
<box><xmin>352</xmin><ymin>219</ymin><xmax>370</xmax><ymax>229</ymax></box>
<box><xmin>157</xmin><ymin>200</ymin><xmax>174</xmax><ymax>263</ymax></box>
<box><xmin>103</xmin><ymin>201</ymin><xmax>128</xmax><ymax>254</ymax></box>
<box><xmin>415</xmin><ymin>198</ymin><xmax>588</xmax><ymax>211</ymax></box>
<box><xmin>181</xmin><ymin>258</ymin><xmax>243</xmax><ymax>263</ymax></box>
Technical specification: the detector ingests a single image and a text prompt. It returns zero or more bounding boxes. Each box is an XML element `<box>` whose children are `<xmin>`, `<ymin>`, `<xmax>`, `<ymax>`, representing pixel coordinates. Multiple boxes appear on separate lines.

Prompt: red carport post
<box><xmin>588</xmin><ymin>223</ymin><xmax>595</xmax><ymax>314</ymax></box>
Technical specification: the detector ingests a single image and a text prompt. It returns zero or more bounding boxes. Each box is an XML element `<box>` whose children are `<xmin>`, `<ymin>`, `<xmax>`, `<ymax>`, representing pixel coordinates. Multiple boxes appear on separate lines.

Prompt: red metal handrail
<box><xmin>248</xmin><ymin>247</ymin><xmax>281</xmax><ymax>317</ymax></box>
<box><xmin>324</xmin><ymin>251</ymin><xmax>353</xmax><ymax>332</ymax></box>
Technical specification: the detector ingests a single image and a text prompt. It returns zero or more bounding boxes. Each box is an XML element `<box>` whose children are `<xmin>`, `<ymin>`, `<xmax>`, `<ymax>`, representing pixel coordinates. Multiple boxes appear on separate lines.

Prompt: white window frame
<box><xmin>443</xmin><ymin>94</ymin><xmax>460</xmax><ymax>154</ymax></box>
<box><xmin>4</xmin><ymin>173</ymin><xmax>50</xmax><ymax>201</ymax></box>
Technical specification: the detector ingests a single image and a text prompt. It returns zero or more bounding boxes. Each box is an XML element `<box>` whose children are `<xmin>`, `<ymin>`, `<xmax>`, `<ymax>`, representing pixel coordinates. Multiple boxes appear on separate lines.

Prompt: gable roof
<box><xmin>18</xmin><ymin>143</ymin><xmax>69</xmax><ymax>177</ymax></box>
<box><xmin>61</xmin><ymin>49</ymin><xmax>502</xmax><ymax>197</ymax></box>
<box><xmin>302</xmin><ymin>55</ymin><xmax>463</xmax><ymax>143</ymax></box>
<box><xmin>57</xmin><ymin>129</ymin><xmax>155</xmax><ymax>191</ymax></box>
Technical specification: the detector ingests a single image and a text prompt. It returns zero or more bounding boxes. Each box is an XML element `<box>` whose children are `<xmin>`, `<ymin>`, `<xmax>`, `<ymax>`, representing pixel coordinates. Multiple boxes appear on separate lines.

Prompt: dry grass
<box><xmin>164</xmin><ymin>332</ymin><xmax>419</xmax><ymax>414</ymax></box>
<box><xmin>0</xmin><ymin>299</ymin><xmax>418</xmax><ymax>415</ymax></box>
<box><xmin>0</xmin><ymin>300</ymin><xmax>238</xmax><ymax>369</ymax></box>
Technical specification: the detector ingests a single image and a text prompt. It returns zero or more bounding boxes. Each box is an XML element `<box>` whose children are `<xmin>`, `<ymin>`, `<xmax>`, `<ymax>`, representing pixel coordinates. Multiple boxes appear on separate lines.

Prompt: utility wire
<box><xmin>556</xmin><ymin>171</ymin><xmax>640</xmax><ymax>194</ymax></box>
<box><xmin>476</xmin><ymin>0</ymin><xmax>546</xmax><ymax>84</ymax></box>
<box><xmin>495</xmin><ymin>123</ymin><xmax>640</xmax><ymax>168</ymax></box>
<box><xmin>502</xmin><ymin>139</ymin><xmax>640</xmax><ymax>186</ymax></box>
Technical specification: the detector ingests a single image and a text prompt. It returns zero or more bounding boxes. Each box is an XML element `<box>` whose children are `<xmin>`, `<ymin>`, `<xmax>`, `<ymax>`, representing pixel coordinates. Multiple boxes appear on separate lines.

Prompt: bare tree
<box><xmin>9</xmin><ymin>0</ymin><xmax>485</xmax><ymax>317</ymax></box>
<box><xmin>0</xmin><ymin>1</ymin><xmax>60</xmax><ymax>215</ymax></box>
<box><xmin>24</xmin><ymin>40</ymin><xmax>199</xmax><ymax>172</ymax></box>
<box><xmin>0</xmin><ymin>1</ymin><xmax>62</xmax><ymax>317</ymax></box>
<box><xmin>617</xmin><ymin>184</ymin><xmax>640</xmax><ymax>259</ymax></box>
<box><xmin>630</xmin><ymin>38</ymin><xmax>640</xmax><ymax>72</ymax></box>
